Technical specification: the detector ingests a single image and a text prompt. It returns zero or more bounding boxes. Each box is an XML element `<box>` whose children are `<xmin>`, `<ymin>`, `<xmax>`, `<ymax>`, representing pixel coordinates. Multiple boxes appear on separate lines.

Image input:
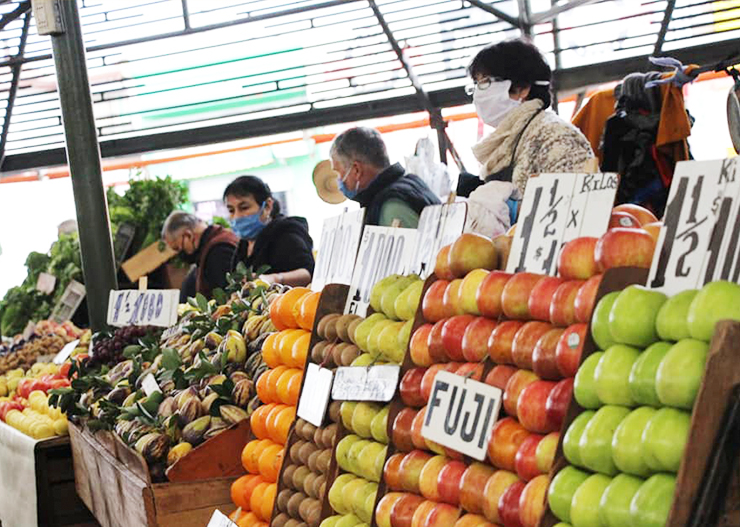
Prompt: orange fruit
<box><xmin>260</xmin><ymin>484</ymin><xmax>277</xmax><ymax>522</ymax></box>
<box><xmin>255</xmin><ymin>371</ymin><xmax>272</xmax><ymax>404</ymax></box>
<box><xmin>257</xmin><ymin>444</ymin><xmax>284</xmax><ymax>482</ymax></box>
<box><xmin>277</xmin><ymin>329</ymin><xmax>304</xmax><ymax>366</ymax></box>
<box><xmin>290</xmin><ymin>332</ymin><xmax>311</xmax><ymax>368</ymax></box>
<box><xmin>273</xmin><ymin>406</ymin><xmax>296</xmax><ymax>444</ymax></box>
<box><xmin>296</xmin><ymin>291</ymin><xmax>321</xmax><ymax>331</ymax></box>
<box><xmin>253</xmin><ymin>523</ymin><xmax>268</xmax><ymax>527</ymax></box>
<box><xmin>250</xmin><ymin>482</ymin><xmax>270</xmax><ymax>521</ymax></box>
<box><xmin>275</xmin><ymin>369</ymin><xmax>297</xmax><ymax>405</ymax></box>
<box><xmin>285</xmin><ymin>371</ymin><xmax>303</xmax><ymax>405</ymax></box>
<box><xmin>242</xmin><ymin>474</ymin><xmax>264</xmax><ymax>505</ymax></box>
<box><xmin>243</xmin><ymin>439</ymin><xmax>270</xmax><ymax>474</ymax></box>
<box><xmin>241</xmin><ymin>441</ymin><xmax>259</xmax><ymax>472</ymax></box>
<box><xmin>265</xmin><ymin>366</ymin><xmax>289</xmax><ymax>402</ymax></box>
<box><xmin>249</xmin><ymin>404</ymin><xmax>273</xmax><ymax>440</ymax></box>
<box><xmin>277</xmin><ymin>288</ymin><xmax>311</xmax><ymax>329</ymax></box>
<box><xmin>236</xmin><ymin>512</ymin><xmax>259</xmax><ymax>527</ymax></box>
<box><xmin>276</xmin><ymin>369</ymin><xmax>303</xmax><ymax>405</ymax></box>
<box><xmin>230</xmin><ymin>475</ymin><xmax>255</xmax><ymax>509</ymax></box>
<box><xmin>265</xmin><ymin>404</ymin><xmax>288</xmax><ymax>443</ymax></box>
<box><xmin>269</xmin><ymin>295</ymin><xmax>289</xmax><ymax>331</ymax></box>
<box><xmin>260</xmin><ymin>333</ymin><xmax>281</xmax><ymax>368</ymax></box>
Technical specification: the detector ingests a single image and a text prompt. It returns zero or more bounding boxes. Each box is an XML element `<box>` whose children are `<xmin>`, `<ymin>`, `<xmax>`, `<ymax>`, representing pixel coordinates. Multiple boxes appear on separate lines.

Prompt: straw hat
<box><xmin>312</xmin><ymin>160</ymin><xmax>346</xmax><ymax>204</ymax></box>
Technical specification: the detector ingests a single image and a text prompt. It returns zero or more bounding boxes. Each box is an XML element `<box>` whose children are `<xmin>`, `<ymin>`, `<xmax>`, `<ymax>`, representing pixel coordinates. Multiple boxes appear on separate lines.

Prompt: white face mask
<box><xmin>473</xmin><ymin>79</ymin><xmax>521</xmax><ymax>128</ymax></box>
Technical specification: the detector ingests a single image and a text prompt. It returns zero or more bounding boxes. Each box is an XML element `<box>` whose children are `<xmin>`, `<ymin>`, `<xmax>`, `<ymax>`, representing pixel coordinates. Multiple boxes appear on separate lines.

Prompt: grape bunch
<box><xmin>87</xmin><ymin>326</ymin><xmax>158</xmax><ymax>368</ymax></box>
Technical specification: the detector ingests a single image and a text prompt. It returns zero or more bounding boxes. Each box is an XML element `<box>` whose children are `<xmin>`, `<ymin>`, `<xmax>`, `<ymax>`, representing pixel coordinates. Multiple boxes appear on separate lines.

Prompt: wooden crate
<box><xmin>69</xmin><ymin>424</ymin><xmax>236</xmax><ymax>527</ymax></box>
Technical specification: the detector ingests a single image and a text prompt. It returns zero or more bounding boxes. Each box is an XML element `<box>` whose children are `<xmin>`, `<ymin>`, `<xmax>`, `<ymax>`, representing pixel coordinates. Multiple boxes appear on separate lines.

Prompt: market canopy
<box><xmin>0</xmin><ymin>0</ymin><xmax>737</xmax><ymax>174</ymax></box>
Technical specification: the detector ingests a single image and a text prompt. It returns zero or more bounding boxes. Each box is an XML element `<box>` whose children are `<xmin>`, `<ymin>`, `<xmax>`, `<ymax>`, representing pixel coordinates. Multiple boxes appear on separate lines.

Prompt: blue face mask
<box><xmin>230</xmin><ymin>203</ymin><xmax>268</xmax><ymax>239</ymax></box>
<box><xmin>338</xmin><ymin>166</ymin><xmax>360</xmax><ymax>200</ymax></box>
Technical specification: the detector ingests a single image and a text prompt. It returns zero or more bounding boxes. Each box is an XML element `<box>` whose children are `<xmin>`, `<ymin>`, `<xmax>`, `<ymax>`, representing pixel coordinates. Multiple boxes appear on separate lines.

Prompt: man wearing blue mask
<box><xmin>162</xmin><ymin>211</ymin><xmax>237</xmax><ymax>300</ymax></box>
<box><xmin>329</xmin><ymin>127</ymin><xmax>440</xmax><ymax>228</ymax></box>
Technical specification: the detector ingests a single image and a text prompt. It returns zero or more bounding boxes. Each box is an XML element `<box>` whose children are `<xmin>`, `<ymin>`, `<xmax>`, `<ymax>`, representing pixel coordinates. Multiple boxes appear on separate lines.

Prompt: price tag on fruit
<box><xmin>53</xmin><ymin>339</ymin><xmax>79</xmax><ymax>365</ymax></box>
<box><xmin>411</xmin><ymin>202</ymin><xmax>468</xmax><ymax>279</ymax></box>
<box><xmin>507</xmin><ymin>173</ymin><xmax>618</xmax><ymax>276</ymax></box>
<box><xmin>422</xmin><ymin>370</ymin><xmax>503</xmax><ymax>461</ymax></box>
<box><xmin>313</xmin><ymin>209</ymin><xmax>366</xmax><ymax>291</ymax></box>
<box><xmin>332</xmin><ymin>365</ymin><xmax>401</xmax><ymax>401</ymax></box>
<box><xmin>297</xmin><ymin>363</ymin><xmax>334</xmax><ymax>427</ymax></box>
<box><xmin>206</xmin><ymin>509</ymin><xmax>237</xmax><ymax>527</ymax></box>
<box><xmin>107</xmin><ymin>289</ymin><xmax>179</xmax><ymax>327</ymax></box>
<box><xmin>648</xmin><ymin>158</ymin><xmax>740</xmax><ymax>295</ymax></box>
<box><xmin>344</xmin><ymin>226</ymin><xmax>417</xmax><ymax>316</ymax></box>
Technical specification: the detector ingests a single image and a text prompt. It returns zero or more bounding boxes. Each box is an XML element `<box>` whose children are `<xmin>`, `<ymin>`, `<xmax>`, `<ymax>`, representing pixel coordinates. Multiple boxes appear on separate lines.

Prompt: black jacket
<box><xmin>231</xmin><ymin>215</ymin><xmax>315</xmax><ymax>276</ymax></box>
<box><xmin>354</xmin><ymin>163</ymin><xmax>441</xmax><ymax>225</ymax></box>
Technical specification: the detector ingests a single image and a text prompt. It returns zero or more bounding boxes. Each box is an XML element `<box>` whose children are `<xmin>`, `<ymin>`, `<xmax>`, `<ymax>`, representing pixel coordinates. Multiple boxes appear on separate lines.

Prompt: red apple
<box><xmin>527</xmin><ymin>276</ymin><xmax>564</xmax><ymax>322</ymax></box>
<box><xmin>384</xmin><ymin>453</ymin><xmax>406</xmax><ymax>491</ymax></box>
<box><xmin>549</xmin><ymin>280</ymin><xmax>583</xmax><ymax>327</ymax></box>
<box><xmin>421</xmin><ymin>363</ymin><xmax>461</xmax><ymax>402</ymax></box>
<box><xmin>462</xmin><ymin>317</ymin><xmax>497</xmax><ymax>362</ymax></box>
<box><xmin>411</xmin><ymin>500</ymin><xmax>438</xmax><ymax>527</ymax></box>
<box><xmin>517</xmin><ymin>380</ymin><xmax>558</xmax><ymax>433</ymax></box>
<box><xmin>377</xmin><ymin>492</ymin><xmax>405</xmax><ymax>527</ymax></box>
<box><xmin>410</xmin><ymin>324</ymin><xmax>434</xmax><ymax>367</ymax></box>
<box><xmin>455</xmin><ymin>362</ymin><xmax>485</xmax><ymax>382</ymax></box>
<box><xmin>594</xmin><ymin>228</ymin><xmax>656</xmax><ymax>271</ymax></box>
<box><xmin>444</xmin><ymin>279</ymin><xmax>466</xmax><ymax>317</ymax></box>
<box><xmin>459</xmin><ymin>462</ymin><xmax>496</xmax><ymax>514</ymax></box>
<box><xmin>411</xmin><ymin>406</ymin><xmax>428</xmax><ymax>450</ymax></box>
<box><xmin>437</xmin><ymin>460</ymin><xmax>467</xmax><ymax>505</ymax></box>
<box><xmin>488</xmin><ymin>417</ymin><xmax>531</xmax><ymax>471</ymax></box>
<box><xmin>391</xmin><ymin>493</ymin><xmax>426</xmax><ymax>527</ymax></box>
<box><xmin>476</xmin><ymin>271</ymin><xmax>513</xmax><ymax>318</ymax></box>
<box><xmin>392</xmin><ymin>408</ymin><xmax>418</xmax><ymax>452</ymax></box>
<box><xmin>423</xmin><ymin>280</ymin><xmax>450</xmax><ymax>323</ymax></box>
<box><xmin>556</xmin><ymin>323</ymin><xmax>587</xmax><ymax>377</ymax></box>
<box><xmin>435</xmin><ymin>245</ymin><xmax>455</xmax><ymax>281</ymax></box>
<box><xmin>532</xmin><ymin>328</ymin><xmax>565</xmax><ymax>380</ymax></box>
<box><xmin>424</xmin><ymin>502</ymin><xmax>462</xmax><ymax>527</ymax></box>
<box><xmin>518</xmin><ymin>475</ymin><xmax>549</xmax><ymax>527</ymax></box>
<box><xmin>454</xmin><ymin>513</ymin><xmax>496</xmax><ymax>527</ymax></box>
<box><xmin>498</xmin><ymin>480</ymin><xmax>526</xmax><ymax>527</ymax></box>
<box><xmin>401</xmin><ymin>368</ymin><xmax>427</xmax><ymax>408</ymax></box>
<box><xmin>442</xmin><ymin>315</ymin><xmax>477</xmax><ymax>361</ymax></box>
<box><xmin>574</xmin><ymin>274</ymin><xmax>602</xmax><ymax>324</ymax></box>
<box><xmin>448</xmin><ymin>233</ymin><xmax>497</xmax><ymax>278</ymax></box>
<box><xmin>511</xmin><ymin>321</ymin><xmax>553</xmax><ymax>370</ymax></box>
<box><xmin>485</xmin><ymin>365</ymin><xmax>518</xmax><ymax>391</ymax></box>
<box><xmin>545</xmin><ymin>377</ymin><xmax>573</xmax><ymax>432</ymax></box>
<box><xmin>399</xmin><ymin>450</ymin><xmax>433</xmax><ymax>494</ymax></box>
<box><xmin>613</xmin><ymin>203</ymin><xmax>658</xmax><ymax>226</ymax></box>
<box><xmin>488</xmin><ymin>320</ymin><xmax>525</xmax><ymax>365</ymax></box>
<box><xmin>514</xmin><ymin>434</ymin><xmax>544</xmax><ymax>481</ymax></box>
<box><xmin>609</xmin><ymin>210</ymin><xmax>641</xmax><ymax>229</ymax></box>
<box><xmin>642</xmin><ymin>221</ymin><xmax>662</xmax><ymax>245</ymax></box>
<box><xmin>419</xmin><ymin>455</ymin><xmax>448</xmax><ymax>501</ymax></box>
<box><xmin>558</xmin><ymin>237</ymin><xmax>599</xmax><ymax>280</ymax></box>
<box><xmin>535</xmin><ymin>432</ymin><xmax>558</xmax><ymax>474</ymax></box>
<box><xmin>483</xmin><ymin>471</ymin><xmax>521</xmax><ymax>523</ymax></box>
<box><xmin>502</xmin><ymin>273</ymin><xmax>544</xmax><ymax>320</ymax></box>
<box><xmin>427</xmin><ymin>319</ymin><xmax>449</xmax><ymax>363</ymax></box>
<box><xmin>503</xmin><ymin>369</ymin><xmax>540</xmax><ymax>418</ymax></box>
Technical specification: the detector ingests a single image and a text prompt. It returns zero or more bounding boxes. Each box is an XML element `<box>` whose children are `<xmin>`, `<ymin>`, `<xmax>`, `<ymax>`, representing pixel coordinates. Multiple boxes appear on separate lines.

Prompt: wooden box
<box><xmin>68</xmin><ymin>424</ymin><xmax>237</xmax><ymax>527</ymax></box>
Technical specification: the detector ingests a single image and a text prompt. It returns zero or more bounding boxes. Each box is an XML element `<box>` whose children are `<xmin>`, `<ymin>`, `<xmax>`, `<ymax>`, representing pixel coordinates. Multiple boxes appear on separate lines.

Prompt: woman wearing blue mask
<box><xmin>224</xmin><ymin>175</ymin><xmax>314</xmax><ymax>287</ymax></box>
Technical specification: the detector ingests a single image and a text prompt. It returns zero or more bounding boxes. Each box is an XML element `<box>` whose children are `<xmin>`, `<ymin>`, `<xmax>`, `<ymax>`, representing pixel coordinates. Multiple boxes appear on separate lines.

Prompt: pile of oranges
<box><xmin>229</xmin><ymin>287</ymin><xmax>320</xmax><ymax>526</ymax></box>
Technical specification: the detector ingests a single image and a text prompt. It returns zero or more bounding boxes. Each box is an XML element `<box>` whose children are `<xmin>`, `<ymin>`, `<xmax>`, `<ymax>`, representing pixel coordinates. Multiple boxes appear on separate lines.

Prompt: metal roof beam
<box><xmin>0</xmin><ymin>0</ymin><xmax>30</xmax><ymax>32</ymax></box>
<box><xmin>465</xmin><ymin>0</ymin><xmax>521</xmax><ymax>28</ymax></box>
<box><xmin>529</xmin><ymin>0</ymin><xmax>601</xmax><ymax>25</ymax></box>
<box><xmin>653</xmin><ymin>0</ymin><xmax>676</xmax><ymax>55</ymax></box>
<box><xmin>0</xmin><ymin>9</ymin><xmax>31</xmax><ymax>165</ymax></box>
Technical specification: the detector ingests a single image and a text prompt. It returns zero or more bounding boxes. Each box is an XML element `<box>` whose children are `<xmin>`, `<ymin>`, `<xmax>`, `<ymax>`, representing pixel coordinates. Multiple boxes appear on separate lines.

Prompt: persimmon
<box><xmin>257</xmin><ymin>444</ymin><xmax>284</xmax><ymax>482</ymax></box>
<box><xmin>296</xmin><ymin>291</ymin><xmax>321</xmax><ymax>331</ymax></box>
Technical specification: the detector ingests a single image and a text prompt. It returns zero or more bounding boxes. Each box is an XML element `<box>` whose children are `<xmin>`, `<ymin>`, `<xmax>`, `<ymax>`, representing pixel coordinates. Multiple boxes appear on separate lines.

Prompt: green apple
<box><xmin>591</xmin><ymin>292</ymin><xmax>619</xmax><ymax>350</ymax></box>
<box><xmin>598</xmin><ymin>473</ymin><xmax>644</xmax><ymax>527</ymax></box>
<box><xmin>570</xmin><ymin>473</ymin><xmax>612</xmax><ymax>527</ymax></box>
<box><xmin>367</xmin><ymin>319</ymin><xmax>396</xmax><ymax>358</ymax></box>
<box><xmin>334</xmin><ymin>513</ymin><xmax>362</xmax><ymax>527</ymax></box>
<box><xmin>548</xmin><ymin>466</ymin><xmax>590</xmax><ymax>523</ymax></box>
<box><xmin>460</xmin><ymin>269</ymin><xmax>489</xmax><ymax>315</ymax></box>
<box><xmin>687</xmin><ymin>280</ymin><xmax>740</xmax><ymax>342</ymax></box>
<box><xmin>563</xmin><ymin>410</ymin><xmax>596</xmax><ymax>467</ymax></box>
<box><xmin>346</xmin><ymin>439</ymin><xmax>372</xmax><ymax>476</ymax></box>
<box><xmin>580</xmin><ymin>405</ymin><xmax>630</xmax><ymax>476</ymax></box>
<box><xmin>656</xmin><ymin>289</ymin><xmax>698</xmax><ymax>341</ymax></box>
<box><xmin>341</xmin><ymin>402</ymin><xmax>358</xmax><ymax>430</ymax></box>
<box><xmin>393</xmin><ymin>320</ymin><xmax>414</xmax><ymax>363</ymax></box>
<box><xmin>574</xmin><ymin>352</ymin><xmax>604</xmax><ymax>409</ymax></box>
<box><xmin>370</xmin><ymin>274</ymin><xmax>403</xmax><ymax>313</ymax></box>
<box><xmin>642</xmin><ymin>407</ymin><xmax>691</xmax><ymax>473</ymax></box>
<box><xmin>352</xmin><ymin>402</ymin><xmax>383</xmax><ymax>438</ymax></box>
<box><xmin>336</xmin><ymin>434</ymin><xmax>361</xmax><ymax>472</ymax></box>
<box><xmin>320</xmin><ymin>516</ymin><xmax>342</xmax><ymax>527</ymax></box>
<box><xmin>329</xmin><ymin>473</ymin><xmax>358</xmax><ymax>514</ymax></box>
<box><xmin>656</xmin><ymin>338</ymin><xmax>708</xmax><ymax>409</ymax></box>
<box><xmin>377</xmin><ymin>322</ymin><xmax>405</xmax><ymax>364</ymax></box>
<box><xmin>594</xmin><ymin>344</ymin><xmax>640</xmax><ymax>406</ymax></box>
<box><xmin>357</xmin><ymin>442</ymin><xmax>387</xmax><ymax>482</ymax></box>
<box><xmin>611</xmin><ymin>406</ymin><xmax>656</xmax><ymax>477</ymax></box>
<box><xmin>353</xmin><ymin>313</ymin><xmax>388</xmax><ymax>352</ymax></box>
<box><xmin>608</xmin><ymin>286</ymin><xmax>667</xmax><ymax>347</ymax></box>
<box><xmin>352</xmin><ymin>353</ymin><xmax>374</xmax><ymax>367</ymax></box>
<box><xmin>370</xmin><ymin>405</ymin><xmax>390</xmax><ymax>444</ymax></box>
<box><xmin>630</xmin><ymin>474</ymin><xmax>676</xmax><ymax>527</ymax></box>
<box><xmin>362</xmin><ymin>484</ymin><xmax>378</xmax><ymax>524</ymax></box>
<box><xmin>381</xmin><ymin>275</ymin><xmax>419</xmax><ymax>320</ymax></box>
<box><xmin>395</xmin><ymin>280</ymin><xmax>424</xmax><ymax>321</ymax></box>
<box><xmin>553</xmin><ymin>524</ymin><xmax>573</xmax><ymax>527</ymax></box>
<box><xmin>345</xmin><ymin>477</ymin><xmax>372</xmax><ymax>518</ymax></box>
<box><xmin>628</xmin><ymin>341</ymin><xmax>672</xmax><ymax>406</ymax></box>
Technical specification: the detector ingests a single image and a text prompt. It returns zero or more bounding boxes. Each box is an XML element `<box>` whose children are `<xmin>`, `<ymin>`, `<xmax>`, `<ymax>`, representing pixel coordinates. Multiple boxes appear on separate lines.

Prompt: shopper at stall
<box><xmin>162</xmin><ymin>211</ymin><xmax>237</xmax><ymax>300</ymax></box>
<box><xmin>224</xmin><ymin>175</ymin><xmax>314</xmax><ymax>287</ymax></box>
<box><xmin>329</xmin><ymin>126</ymin><xmax>441</xmax><ymax>227</ymax></box>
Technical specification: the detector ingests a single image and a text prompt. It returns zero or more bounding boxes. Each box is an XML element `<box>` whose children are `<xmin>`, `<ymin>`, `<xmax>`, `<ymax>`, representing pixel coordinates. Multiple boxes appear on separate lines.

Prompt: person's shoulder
<box><xmin>530</xmin><ymin>110</ymin><xmax>591</xmax><ymax>145</ymax></box>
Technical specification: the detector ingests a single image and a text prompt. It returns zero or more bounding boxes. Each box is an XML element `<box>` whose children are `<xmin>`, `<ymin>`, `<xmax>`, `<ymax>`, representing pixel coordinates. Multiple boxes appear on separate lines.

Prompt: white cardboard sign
<box><xmin>312</xmin><ymin>209</ymin><xmax>365</xmax><ymax>291</ymax></box>
<box><xmin>410</xmin><ymin>202</ymin><xmax>467</xmax><ymax>279</ymax></box>
<box><xmin>206</xmin><ymin>509</ymin><xmax>237</xmax><ymax>527</ymax></box>
<box><xmin>107</xmin><ymin>289</ymin><xmax>179</xmax><ymax>327</ymax></box>
<box><xmin>53</xmin><ymin>339</ymin><xmax>79</xmax><ymax>365</ymax></box>
<box><xmin>296</xmin><ymin>363</ymin><xmax>334</xmax><ymax>427</ymax></box>
<box><xmin>422</xmin><ymin>370</ymin><xmax>503</xmax><ymax>461</ymax></box>
<box><xmin>331</xmin><ymin>365</ymin><xmax>401</xmax><ymax>402</ymax></box>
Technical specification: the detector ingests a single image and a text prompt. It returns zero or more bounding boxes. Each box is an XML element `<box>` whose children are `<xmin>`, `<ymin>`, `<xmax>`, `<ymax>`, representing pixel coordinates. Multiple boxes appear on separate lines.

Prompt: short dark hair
<box><xmin>330</xmin><ymin>127</ymin><xmax>391</xmax><ymax>169</ymax></box>
<box><xmin>223</xmin><ymin>175</ymin><xmax>281</xmax><ymax>218</ymax></box>
<box><xmin>468</xmin><ymin>38</ymin><xmax>553</xmax><ymax>109</ymax></box>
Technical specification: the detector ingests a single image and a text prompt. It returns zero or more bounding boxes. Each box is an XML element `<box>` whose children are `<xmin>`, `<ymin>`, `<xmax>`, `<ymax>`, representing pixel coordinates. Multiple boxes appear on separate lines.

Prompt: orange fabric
<box><xmin>571</xmin><ymin>88</ymin><xmax>617</xmax><ymax>162</ymax></box>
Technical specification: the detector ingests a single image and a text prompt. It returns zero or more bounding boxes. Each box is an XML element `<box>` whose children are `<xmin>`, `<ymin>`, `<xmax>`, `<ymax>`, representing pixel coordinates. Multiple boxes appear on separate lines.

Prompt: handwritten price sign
<box><xmin>410</xmin><ymin>203</ymin><xmax>467</xmax><ymax>278</ymax></box>
<box><xmin>107</xmin><ymin>289</ymin><xmax>179</xmax><ymax>327</ymax></box>
<box><xmin>507</xmin><ymin>173</ymin><xmax>618</xmax><ymax>276</ymax></box>
<box><xmin>649</xmin><ymin>158</ymin><xmax>740</xmax><ymax>295</ymax></box>
<box><xmin>312</xmin><ymin>209</ymin><xmax>365</xmax><ymax>291</ymax></box>
<box><xmin>331</xmin><ymin>365</ymin><xmax>401</xmax><ymax>402</ymax></box>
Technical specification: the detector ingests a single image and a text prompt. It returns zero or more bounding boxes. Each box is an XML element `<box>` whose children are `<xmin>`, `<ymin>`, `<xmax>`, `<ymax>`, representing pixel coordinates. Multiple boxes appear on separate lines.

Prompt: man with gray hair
<box><xmin>162</xmin><ymin>211</ymin><xmax>237</xmax><ymax>299</ymax></box>
<box><xmin>330</xmin><ymin>126</ymin><xmax>440</xmax><ymax>227</ymax></box>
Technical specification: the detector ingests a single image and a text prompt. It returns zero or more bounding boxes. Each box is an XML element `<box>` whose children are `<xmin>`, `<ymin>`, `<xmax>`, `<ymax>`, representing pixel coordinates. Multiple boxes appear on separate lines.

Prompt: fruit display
<box><xmin>0</xmin><ymin>320</ymin><xmax>83</xmax><ymax>375</ymax></box>
<box><xmin>547</xmin><ymin>279</ymin><xmax>740</xmax><ymax>527</ymax></box>
<box><xmin>232</xmin><ymin>287</ymin><xmax>320</xmax><ymax>525</ymax></box>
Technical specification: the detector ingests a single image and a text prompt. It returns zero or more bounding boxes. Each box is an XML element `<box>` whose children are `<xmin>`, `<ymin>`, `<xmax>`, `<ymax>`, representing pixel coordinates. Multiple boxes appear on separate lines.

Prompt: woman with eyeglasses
<box><xmin>458</xmin><ymin>38</ymin><xmax>595</xmax><ymax>236</ymax></box>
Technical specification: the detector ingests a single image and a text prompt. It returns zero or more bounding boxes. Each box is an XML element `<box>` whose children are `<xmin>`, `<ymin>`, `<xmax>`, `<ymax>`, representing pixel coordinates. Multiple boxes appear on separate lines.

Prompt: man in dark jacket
<box><xmin>330</xmin><ymin>127</ymin><xmax>441</xmax><ymax>227</ymax></box>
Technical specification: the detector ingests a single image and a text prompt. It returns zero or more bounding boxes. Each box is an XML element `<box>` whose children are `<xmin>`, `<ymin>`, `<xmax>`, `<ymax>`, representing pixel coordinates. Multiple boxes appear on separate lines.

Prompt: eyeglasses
<box><xmin>465</xmin><ymin>77</ymin><xmax>497</xmax><ymax>96</ymax></box>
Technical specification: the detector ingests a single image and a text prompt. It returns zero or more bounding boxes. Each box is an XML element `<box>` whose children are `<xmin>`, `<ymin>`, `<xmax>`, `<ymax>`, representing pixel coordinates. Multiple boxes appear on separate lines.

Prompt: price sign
<box><xmin>422</xmin><ymin>370</ymin><xmax>503</xmax><ymax>461</ymax></box>
<box><xmin>648</xmin><ymin>158</ymin><xmax>740</xmax><ymax>295</ymax></box>
<box><xmin>36</xmin><ymin>272</ymin><xmax>56</xmax><ymax>295</ymax></box>
<box><xmin>507</xmin><ymin>173</ymin><xmax>618</xmax><ymax>275</ymax></box>
<box><xmin>50</xmin><ymin>280</ymin><xmax>86</xmax><ymax>324</ymax></box>
<box><xmin>206</xmin><ymin>509</ymin><xmax>237</xmax><ymax>527</ymax></box>
<box><xmin>312</xmin><ymin>209</ymin><xmax>365</xmax><ymax>291</ymax></box>
<box><xmin>141</xmin><ymin>373</ymin><xmax>162</xmax><ymax>396</ymax></box>
<box><xmin>296</xmin><ymin>363</ymin><xmax>334</xmax><ymax>427</ymax></box>
<box><xmin>410</xmin><ymin>203</ymin><xmax>468</xmax><ymax>278</ymax></box>
<box><xmin>344</xmin><ymin>226</ymin><xmax>417</xmax><ymax>316</ymax></box>
<box><xmin>107</xmin><ymin>289</ymin><xmax>179</xmax><ymax>327</ymax></box>
<box><xmin>53</xmin><ymin>339</ymin><xmax>79</xmax><ymax>365</ymax></box>
<box><xmin>331</xmin><ymin>365</ymin><xmax>400</xmax><ymax>402</ymax></box>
